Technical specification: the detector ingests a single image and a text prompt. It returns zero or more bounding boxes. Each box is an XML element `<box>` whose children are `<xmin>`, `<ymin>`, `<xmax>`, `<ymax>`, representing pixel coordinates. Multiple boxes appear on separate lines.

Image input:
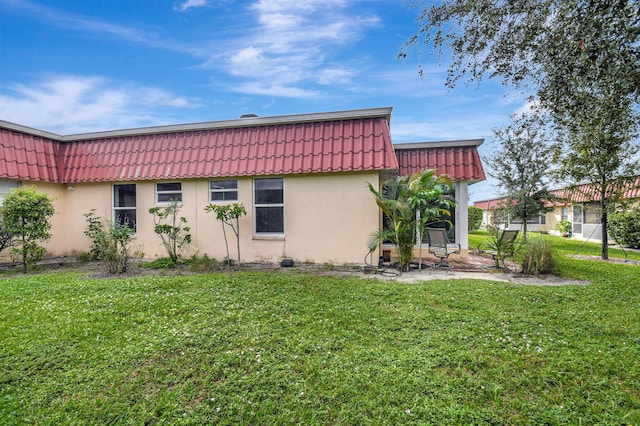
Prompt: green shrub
<box><xmin>0</xmin><ymin>220</ymin><xmax>14</xmax><ymax>254</ymax></box>
<box><xmin>149</xmin><ymin>201</ymin><xmax>191</xmax><ymax>263</ymax></box>
<box><xmin>139</xmin><ymin>258</ymin><xmax>176</xmax><ymax>269</ymax></box>
<box><xmin>75</xmin><ymin>252</ymin><xmax>93</xmax><ymax>262</ymax></box>
<box><xmin>468</xmin><ymin>206</ymin><xmax>483</xmax><ymax>232</ymax></box>
<box><xmin>83</xmin><ymin>210</ymin><xmax>143</xmax><ymax>274</ymax></box>
<box><xmin>521</xmin><ymin>238</ymin><xmax>554</xmax><ymax>275</ymax></box>
<box><xmin>608</xmin><ymin>209</ymin><xmax>640</xmax><ymax>249</ymax></box>
<box><xmin>0</xmin><ymin>187</ymin><xmax>55</xmax><ymax>273</ymax></box>
<box><xmin>185</xmin><ymin>254</ymin><xmax>220</xmax><ymax>273</ymax></box>
<box><xmin>555</xmin><ymin>220</ymin><xmax>571</xmax><ymax>235</ymax></box>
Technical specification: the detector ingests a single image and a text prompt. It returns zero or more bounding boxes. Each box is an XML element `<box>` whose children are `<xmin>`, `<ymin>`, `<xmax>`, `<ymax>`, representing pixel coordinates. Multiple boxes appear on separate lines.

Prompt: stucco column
<box><xmin>455</xmin><ymin>181</ymin><xmax>469</xmax><ymax>250</ymax></box>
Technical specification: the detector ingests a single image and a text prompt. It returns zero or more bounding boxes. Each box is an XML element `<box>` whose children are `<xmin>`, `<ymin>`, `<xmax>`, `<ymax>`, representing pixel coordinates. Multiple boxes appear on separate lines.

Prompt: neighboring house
<box><xmin>474</xmin><ymin>177</ymin><xmax>640</xmax><ymax>241</ymax></box>
<box><xmin>548</xmin><ymin>179</ymin><xmax>640</xmax><ymax>241</ymax></box>
<box><xmin>1</xmin><ymin>107</ymin><xmax>486</xmax><ymax>264</ymax></box>
<box><xmin>473</xmin><ymin>197</ymin><xmax>549</xmax><ymax>232</ymax></box>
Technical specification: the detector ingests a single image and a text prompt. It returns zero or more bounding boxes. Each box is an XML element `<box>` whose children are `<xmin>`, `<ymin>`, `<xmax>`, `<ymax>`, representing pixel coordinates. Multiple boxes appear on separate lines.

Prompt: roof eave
<box><xmin>0</xmin><ymin>119</ymin><xmax>62</xmax><ymax>140</ymax></box>
<box><xmin>394</xmin><ymin>139</ymin><xmax>484</xmax><ymax>150</ymax></box>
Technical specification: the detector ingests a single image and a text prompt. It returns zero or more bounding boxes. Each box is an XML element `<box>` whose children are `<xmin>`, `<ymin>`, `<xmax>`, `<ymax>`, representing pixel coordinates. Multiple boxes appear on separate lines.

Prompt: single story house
<box><xmin>474</xmin><ymin>177</ymin><xmax>640</xmax><ymax>241</ymax></box>
<box><xmin>1</xmin><ymin>107</ymin><xmax>486</xmax><ymax>264</ymax></box>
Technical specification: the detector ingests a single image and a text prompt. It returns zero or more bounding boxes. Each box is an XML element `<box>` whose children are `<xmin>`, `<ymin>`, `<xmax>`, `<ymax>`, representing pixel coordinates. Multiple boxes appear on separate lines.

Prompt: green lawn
<box><xmin>1</xmin><ymin>238</ymin><xmax>639</xmax><ymax>424</ymax></box>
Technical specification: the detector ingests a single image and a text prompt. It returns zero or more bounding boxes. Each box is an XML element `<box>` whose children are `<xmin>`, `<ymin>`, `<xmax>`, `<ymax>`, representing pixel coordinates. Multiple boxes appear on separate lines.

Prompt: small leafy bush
<box><xmin>139</xmin><ymin>258</ymin><xmax>176</xmax><ymax>269</ymax></box>
<box><xmin>84</xmin><ymin>210</ymin><xmax>143</xmax><ymax>274</ymax></box>
<box><xmin>204</xmin><ymin>202</ymin><xmax>247</xmax><ymax>268</ymax></box>
<box><xmin>149</xmin><ymin>201</ymin><xmax>191</xmax><ymax>263</ymax></box>
<box><xmin>608</xmin><ymin>209</ymin><xmax>640</xmax><ymax>249</ymax></box>
<box><xmin>0</xmin><ymin>220</ymin><xmax>14</xmax><ymax>254</ymax></box>
<box><xmin>75</xmin><ymin>252</ymin><xmax>93</xmax><ymax>262</ymax></box>
<box><xmin>521</xmin><ymin>238</ymin><xmax>554</xmax><ymax>275</ymax></box>
<box><xmin>555</xmin><ymin>220</ymin><xmax>571</xmax><ymax>236</ymax></box>
<box><xmin>185</xmin><ymin>254</ymin><xmax>221</xmax><ymax>273</ymax></box>
<box><xmin>0</xmin><ymin>187</ymin><xmax>55</xmax><ymax>273</ymax></box>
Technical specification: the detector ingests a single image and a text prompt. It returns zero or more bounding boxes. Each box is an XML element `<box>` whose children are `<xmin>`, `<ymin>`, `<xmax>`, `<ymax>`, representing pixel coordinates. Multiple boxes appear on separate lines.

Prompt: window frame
<box><xmin>0</xmin><ymin>180</ymin><xmax>21</xmax><ymax>206</ymax></box>
<box><xmin>209</xmin><ymin>179</ymin><xmax>238</xmax><ymax>203</ymax></box>
<box><xmin>572</xmin><ymin>204</ymin><xmax>583</xmax><ymax>234</ymax></box>
<box><xmin>253</xmin><ymin>177</ymin><xmax>284</xmax><ymax>236</ymax></box>
<box><xmin>113</xmin><ymin>183</ymin><xmax>137</xmax><ymax>232</ymax></box>
<box><xmin>155</xmin><ymin>182</ymin><xmax>183</xmax><ymax>204</ymax></box>
<box><xmin>583</xmin><ymin>202</ymin><xmax>601</xmax><ymax>224</ymax></box>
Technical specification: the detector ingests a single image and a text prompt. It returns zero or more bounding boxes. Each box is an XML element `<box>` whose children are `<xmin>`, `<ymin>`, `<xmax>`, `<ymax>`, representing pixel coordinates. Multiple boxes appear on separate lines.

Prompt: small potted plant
<box><xmin>555</xmin><ymin>220</ymin><xmax>571</xmax><ymax>237</ymax></box>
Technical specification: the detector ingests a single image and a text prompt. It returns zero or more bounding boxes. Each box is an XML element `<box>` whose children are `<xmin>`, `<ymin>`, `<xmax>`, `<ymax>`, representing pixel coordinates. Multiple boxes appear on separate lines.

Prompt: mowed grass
<box><xmin>1</xmin><ymin>238</ymin><xmax>639</xmax><ymax>424</ymax></box>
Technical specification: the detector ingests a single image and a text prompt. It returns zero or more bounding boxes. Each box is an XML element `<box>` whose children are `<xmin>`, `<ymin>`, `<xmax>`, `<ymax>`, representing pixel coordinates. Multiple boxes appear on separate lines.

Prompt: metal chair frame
<box><xmin>426</xmin><ymin>228</ymin><xmax>461</xmax><ymax>268</ymax></box>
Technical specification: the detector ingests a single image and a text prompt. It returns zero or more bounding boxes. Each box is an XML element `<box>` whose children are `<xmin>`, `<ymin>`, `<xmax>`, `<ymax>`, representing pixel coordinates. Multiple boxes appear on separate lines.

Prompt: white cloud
<box><xmin>232</xmin><ymin>82</ymin><xmax>319</xmax><ymax>98</ymax></box>
<box><xmin>229</xmin><ymin>47</ymin><xmax>266</xmax><ymax>75</ymax></box>
<box><xmin>174</xmin><ymin>0</ymin><xmax>207</xmax><ymax>12</ymax></box>
<box><xmin>513</xmin><ymin>98</ymin><xmax>541</xmax><ymax>116</ymax></box>
<box><xmin>0</xmin><ymin>75</ymin><xmax>201</xmax><ymax>134</ymax></box>
<box><xmin>249</xmin><ymin>0</ymin><xmax>348</xmax><ymax>14</ymax></box>
<box><xmin>317</xmin><ymin>68</ymin><xmax>354</xmax><ymax>85</ymax></box>
<box><xmin>4</xmin><ymin>0</ymin><xmax>382</xmax><ymax>100</ymax></box>
<box><xmin>222</xmin><ymin>0</ymin><xmax>379</xmax><ymax>97</ymax></box>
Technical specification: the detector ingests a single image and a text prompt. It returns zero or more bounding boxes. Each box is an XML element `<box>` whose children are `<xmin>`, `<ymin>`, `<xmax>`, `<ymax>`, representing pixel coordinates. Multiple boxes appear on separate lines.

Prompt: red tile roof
<box><xmin>474</xmin><ymin>177</ymin><xmax>640</xmax><ymax>210</ymax></box>
<box><xmin>62</xmin><ymin>116</ymin><xmax>397</xmax><ymax>183</ymax></box>
<box><xmin>394</xmin><ymin>140</ymin><xmax>486</xmax><ymax>182</ymax></box>
<box><xmin>550</xmin><ymin>177</ymin><xmax>640</xmax><ymax>203</ymax></box>
<box><xmin>1</xmin><ymin>108</ymin><xmax>398</xmax><ymax>183</ymax></box>
<box><xmin>473</xmin><ymin>198</ymin><xmax>506</xmax><ymax>211</ymax></box>
<box><xmin>1</xmin><ymin>109</ymin><xmax>489</xmax><ymax>185</ymax></box>
<box><xmin>0</xmin><ymin>126</ymin><xmax>61</xmax><ymax>182</ymax></box>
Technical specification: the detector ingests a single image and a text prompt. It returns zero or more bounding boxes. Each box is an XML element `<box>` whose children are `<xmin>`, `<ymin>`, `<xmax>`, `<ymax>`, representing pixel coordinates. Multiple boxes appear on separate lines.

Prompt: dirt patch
<box><xmin>2</xmin><ymin>257</ymin><xmax>590</xmax><ymax>286</ymax></box>
<box><xmin>568</xmin><ymin>254</ymin><xmax>640</xmax><ymax>265</ymax></box>
<box><xmin>333</xmin><ymin>267</ymin><xmax>591</xmax><ymax>286</ymax></box>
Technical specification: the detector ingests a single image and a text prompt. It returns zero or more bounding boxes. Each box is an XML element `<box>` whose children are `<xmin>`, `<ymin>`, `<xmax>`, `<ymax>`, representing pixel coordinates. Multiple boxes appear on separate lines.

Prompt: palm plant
<box><xmin>368</xmin><ymin>169</ymin><xmax>456</xmax><ymax>272</ymax></box>
<box><xmin>407</xmin><ymin>171</ymin><xmax>456</xmax><ymax>269</ymax></box>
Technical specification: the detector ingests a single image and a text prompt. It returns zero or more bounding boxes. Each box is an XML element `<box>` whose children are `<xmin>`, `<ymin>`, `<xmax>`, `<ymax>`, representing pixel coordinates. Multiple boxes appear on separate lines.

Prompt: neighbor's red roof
<box><xmin>394</xmin><ymin>140</ymin><xmax>486</xmax><ymax>183</ymax></box>
<box><xmin>0</xmin><ymin>108</ymin><xmax>398</xmax><ymax>183</ymax></box>
<box><xmin>474</xmin><ymin>177</ymin><xmax>640</xmax><ymax>210</ymax></box>
<box><xmin>550</xmin><ymin>177</ymin><xmax>640</xmax><ymax>203</ymax></box>
<box><xmin>473</xmin><ymin>198</ymin><xmax>506</xmax><ymax>211</ymax></box>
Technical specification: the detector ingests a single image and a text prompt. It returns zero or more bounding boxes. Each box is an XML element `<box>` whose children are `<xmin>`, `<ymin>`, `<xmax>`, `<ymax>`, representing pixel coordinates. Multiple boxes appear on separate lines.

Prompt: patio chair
<box><xmin>426</xmin><ymin>228</ymin><xmax>461</xmax><ymax>268</ymax></box>
<box><xmin>478</xmin><ymin>229</ymin><xmax>520</xmax><ymax>269</ymax></box>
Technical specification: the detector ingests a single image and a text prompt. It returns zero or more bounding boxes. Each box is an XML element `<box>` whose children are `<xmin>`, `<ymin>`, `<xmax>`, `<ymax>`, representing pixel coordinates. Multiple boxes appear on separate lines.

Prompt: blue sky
<box><xmin>0</xmin><ymin>0</ymin><xmax>531</xmax><ymax>201</ymax></box>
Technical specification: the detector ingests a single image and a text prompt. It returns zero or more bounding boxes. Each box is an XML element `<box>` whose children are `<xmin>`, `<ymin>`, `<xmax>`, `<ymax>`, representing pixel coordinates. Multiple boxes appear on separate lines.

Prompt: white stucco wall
<box><xmin>22</xmin><ymin>172</ymin><xmax>382</xmax><ymax>265</ymax></box>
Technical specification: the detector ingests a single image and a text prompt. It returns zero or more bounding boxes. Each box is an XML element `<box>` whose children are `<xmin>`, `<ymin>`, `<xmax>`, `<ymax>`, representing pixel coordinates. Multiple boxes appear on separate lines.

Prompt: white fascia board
<box><xmin>393</xmin><ymin>139</ymin><xmax>484</xmax><ymax>149</ymax></box>
<box><xmin>0</xmin><ymin>119</ymin><xmax>62</xmax><ymax>140</ymax></box>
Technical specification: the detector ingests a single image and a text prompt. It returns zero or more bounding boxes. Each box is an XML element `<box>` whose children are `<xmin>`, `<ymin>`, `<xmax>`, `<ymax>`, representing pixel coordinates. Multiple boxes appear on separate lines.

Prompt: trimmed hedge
<box><xmin>468</xmin><ymin>206</ymin><xmax>483</xmax><ymax>232</ymax></box>
<box><xmin>609</xmin><ymin>209</ymin><xmax>640</xmax><ymax>249</ymax></box>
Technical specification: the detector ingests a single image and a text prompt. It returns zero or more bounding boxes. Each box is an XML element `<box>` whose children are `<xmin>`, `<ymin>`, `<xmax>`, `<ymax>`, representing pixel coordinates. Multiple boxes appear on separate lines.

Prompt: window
<box><xmin>156</xmin><ymin>182</ymin><xmax>182</xmax><ymax>203</ymax></box>
<box><xmin>584</xmin><ymin>202</ymin><xmax>601</xmax><ymax>224</ymax></box>
<box><xmin>210</xmin><ymin>180</ymin><xmax>238</xmax><ymax>202</ymax></box>
<box><xmin>113</xmin><ymin>184</ymin><xmax>136</xmax><ymax>231</ymax></box>
<box><xmin>572</xmin><ymin>204</ymin><xmax>583</xmax><ymax>234</ymax></box>
<box><xmin>0</xmin><ymin>180</ymin><xmax>21</xmax><ymax>206</ymax></box>
<box><xmin>254</xmin><ymin>178</ymin><xmax>284</xmax><ymax>234</ymax></box>
<box><xmin>561</xmin><ymin>206</ymin><xmax>569</xmax><ymax>221</ymax></box>
<box><xmin>421</xmin><ymin>186</ymin><xmax>456</xmax><ymax>243</ymax></box>
<box><xmin>511</xmin><ymin>216</ymin><xmax>542</xmax><ymax>224</ymax></box>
